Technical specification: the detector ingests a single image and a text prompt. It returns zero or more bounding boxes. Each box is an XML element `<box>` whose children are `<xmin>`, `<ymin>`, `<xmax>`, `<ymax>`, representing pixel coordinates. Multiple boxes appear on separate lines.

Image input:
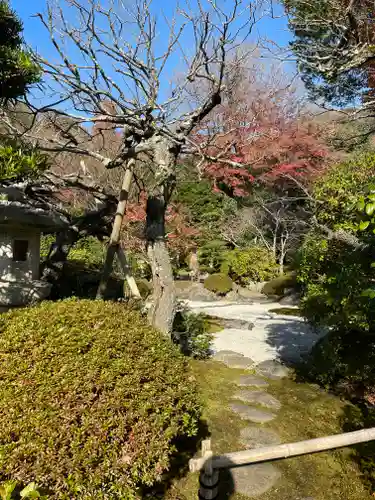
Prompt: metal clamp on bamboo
<box><xmin>198</xmin><ymin>440</ymin><xmax>219</xmax><ymax>500</ymax></box>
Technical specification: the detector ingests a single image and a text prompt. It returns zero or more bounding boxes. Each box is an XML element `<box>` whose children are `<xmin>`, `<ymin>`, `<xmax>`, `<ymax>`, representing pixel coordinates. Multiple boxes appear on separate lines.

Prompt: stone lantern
<box><xmin>0</xmin><ymin>185</ymin><xmax>68</xmax><ymax>311</ymax></box>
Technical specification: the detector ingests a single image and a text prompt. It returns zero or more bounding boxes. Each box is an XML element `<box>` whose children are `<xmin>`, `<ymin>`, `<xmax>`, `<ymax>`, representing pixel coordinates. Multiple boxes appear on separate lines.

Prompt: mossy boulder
<box><xmin>261</xmin><ymin>273</ymin><xmax>297</xmax><ymax>297</ymax></box>
<box><xmin>204</xmin><ymin>273</ymin><xmax>233</xmax><ymax>295</ymax></box>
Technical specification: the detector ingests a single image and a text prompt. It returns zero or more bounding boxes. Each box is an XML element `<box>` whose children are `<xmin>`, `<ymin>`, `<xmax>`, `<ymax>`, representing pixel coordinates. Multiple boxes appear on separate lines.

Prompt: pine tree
<box><xmin>283</xmin><ymin>0</ymin><xmax>375</xmax><ymax>108</ymax></box>
<box><xmin>0</xmin><ymin>0</ymin><xmax>40</xmax><ymax>100</ymax></box>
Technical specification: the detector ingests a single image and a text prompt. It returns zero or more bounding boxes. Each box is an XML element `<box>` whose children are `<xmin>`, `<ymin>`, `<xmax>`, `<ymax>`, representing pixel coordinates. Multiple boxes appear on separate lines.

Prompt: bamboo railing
<box><xmin>190</xmin><ymin>428</ymin><xmax>375</xmax><ymax>499</ymax></box>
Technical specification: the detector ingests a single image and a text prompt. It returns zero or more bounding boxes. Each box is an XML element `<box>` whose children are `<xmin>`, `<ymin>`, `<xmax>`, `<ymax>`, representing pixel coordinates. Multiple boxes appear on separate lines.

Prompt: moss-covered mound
<box><xmin>204</xmin><ymin>273</ymin><xmax>233</xmax><ymax>295</ymax></box>
<box><xmin>262</xmin><ymin>273</ymin><xmax>297</xmax><ymax>297</ymax></box>
<box><xmin>0</xmin><ymin>299</ymin><xmax>200</xmax><ymax>499</ymax></box>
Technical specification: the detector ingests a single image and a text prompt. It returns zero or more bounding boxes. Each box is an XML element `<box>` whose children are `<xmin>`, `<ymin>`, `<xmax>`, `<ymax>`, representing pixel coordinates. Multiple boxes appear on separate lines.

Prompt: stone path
<box><xmin>188</xmin><ymin>299</ymin><xmax>326</xmax><ymax>364</ymax></box>
<box><xmin>188</xmin><ymin>298</ymin><xmax>320</xmax><ymax>498</ymax></box>
<box><xmin>215</xmin><ymin>350</ymin><xmax>286</xmax><ymax>498</ymax></box>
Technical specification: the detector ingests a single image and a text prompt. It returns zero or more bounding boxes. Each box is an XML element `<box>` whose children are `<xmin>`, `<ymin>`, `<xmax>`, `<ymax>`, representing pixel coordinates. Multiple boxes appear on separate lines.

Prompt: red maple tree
<box><xmin>191</xmin><ymin>59</ymin><xmax>330</xmax><ymax>196</ymax></box>
<box><xmin>123</xmin><ymin>194</ymin><xmax>198</xmax><ymax>259</ymax></box>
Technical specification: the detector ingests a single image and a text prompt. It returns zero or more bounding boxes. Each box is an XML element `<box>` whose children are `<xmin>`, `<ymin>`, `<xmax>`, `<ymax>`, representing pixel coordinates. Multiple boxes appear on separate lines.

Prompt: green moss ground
<box><xmin>165</xmin><ymin>360</ymin><xmax>372</xmax><ymax>500</ymax></box>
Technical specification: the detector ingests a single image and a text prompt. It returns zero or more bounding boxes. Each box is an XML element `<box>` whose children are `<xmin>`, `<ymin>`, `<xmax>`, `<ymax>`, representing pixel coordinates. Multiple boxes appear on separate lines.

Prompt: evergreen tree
<box><xmin>284</xmin><ymin>0</ymin><xmax>375</xmax><ymax>108</ymax></box>
<box><xmin>0</xmin><ymin>0</ymin><xmax>40</xmax><ymax>100</ymax></box>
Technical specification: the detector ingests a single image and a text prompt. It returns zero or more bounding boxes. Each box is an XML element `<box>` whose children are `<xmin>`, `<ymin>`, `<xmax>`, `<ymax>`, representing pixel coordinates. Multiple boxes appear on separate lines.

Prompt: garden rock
<box><xmin>256</xmin><ymin>359</ymin><xmax>290</xmax><ymax>379</ymax></box>
<box><xmin>279</xmin><ymin>292</ymin><xmax>300</xmax><ymax>306</ymax></box>
<box><xmin>236</xmin><ymin>375</ymin><xmax>269</xmax><ymax>388</ymax></box>
<box><xmin>228</xmin><ymin>463</ymin><xmax>281</xmax><ymax>497</ymax></box>
<box><xmin>239</xmin><ymin>426</ymin><xmax>281</xmax><ymax>449</ymax></box>
<box><xmin>225</xmin><ymin>290</ymin><xmax>239</xmax><ymax>302</ymax></box>
<box><xmin>230</xmin><ymin>403</ymin><xmax>276</xmax><ymax>423</ymax></box>
<box><xmin>226</xmin><ymin>288</ymin><xmax>255</xmax><ymax>303</ymax></box>
<box><xmin>208</xmin><ymin>316</ymin><xmax>254</xmax><ymax>330</ymax></box>
<box><xmin>176</xmin><ymin>282</ymin><xmax>217</xmax><ymax>302</ymax></box>
<box><xmin>213</xmin><ymin>350</ymin><xmax>244</xmax><ymax>361</ymax></box>
<box><xmin>245</xmin><ymin>282</ymin><xmax>266</xmax><ymax>293</ymax></box>
<box><xmin>223</xmin><ymin>355</ymin><xmax>255</xmax><ymax>369</ymax></box>
<box><xmin>233</xmin><ymin>390</ymin><xmax>281</xmax><ymax>410</ymax></box>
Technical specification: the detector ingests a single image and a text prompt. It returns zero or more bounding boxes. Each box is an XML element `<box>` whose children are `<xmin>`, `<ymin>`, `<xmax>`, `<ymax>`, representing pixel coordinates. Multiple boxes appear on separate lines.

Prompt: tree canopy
<box><xmin>0</xmin><ymin>0</ymin><xmax>40</xmax><ymax>100</ymax></box>
<box><xmin>284</xmin><ymin>0</ymin><xmax>375</xmax><ymax>111</ymax></box>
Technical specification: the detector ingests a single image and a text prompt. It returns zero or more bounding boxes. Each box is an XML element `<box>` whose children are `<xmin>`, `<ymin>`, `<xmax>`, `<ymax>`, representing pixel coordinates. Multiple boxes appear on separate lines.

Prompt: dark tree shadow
<box><xmin>263</xmin><ymin>318</ymin><xmax>326</xmax><ymax>367</ymax></box>
<box><xmin>48</xmin><ymin>261</ymin><xmax>124</xmax><ymax>300</ymax></box>
<box><xmin>217</xmin><ymin>467</ymin><xmax>235</xmax><ymax>499</ymax></box>
<box><xmin>142</xmin><ymin>419</ymin><xmax>211</xmax><ymax>498</ymax></box>
<box><xmin>340</xmin><ymin>403</ymin><xmax>375</xmax><ymax>491</ymax></box>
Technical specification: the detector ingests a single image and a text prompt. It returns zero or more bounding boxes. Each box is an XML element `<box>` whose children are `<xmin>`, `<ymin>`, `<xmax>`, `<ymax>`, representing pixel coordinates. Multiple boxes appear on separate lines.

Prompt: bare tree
<box><xmin>0</xmin><ymin>0</ymin><xmax>270</xmax><ymax>334</ymax></box>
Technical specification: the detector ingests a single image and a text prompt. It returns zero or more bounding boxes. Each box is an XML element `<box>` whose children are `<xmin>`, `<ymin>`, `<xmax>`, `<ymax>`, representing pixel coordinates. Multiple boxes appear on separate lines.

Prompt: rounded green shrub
<box><xmin>0</xmin><ymin>299</ymin><xmax>201</xmax><ymax>499</ymax></box>
<box><xmin>261</xmin><ymin>273</ymin><xmax>297</xmax><ymax>297</ymax></box>
<box><xmin>221</xmin><ymin>247</ymin><xmax>278</xmax><ymax>284</ymax></box>
<box><xmin>204</xmin><ymin>273</ymin><xmax>233</xmax><ymax>295</ymax></box>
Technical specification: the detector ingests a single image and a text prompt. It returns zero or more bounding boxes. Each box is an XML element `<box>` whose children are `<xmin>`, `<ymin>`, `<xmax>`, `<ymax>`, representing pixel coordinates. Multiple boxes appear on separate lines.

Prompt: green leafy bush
<box><xmin>40</xmin><ymin>234</ymin><xmax>55</xmax><ymax>260</ymax></box>
<box><xmin>296</xmin><ymin>154</ymin><xmax>375</xmax><ymax>392</ymax></box>
<box><xmin>198</xmin><ymin>240</ymin><xmax>228</xmax><ymax>273</ymax></box>
<box><xmin>48</xmin><ymin>261</ymin><xmax>124</xmax><ymax>301</ymax></box>
<box><xmin>173</xmin><ymin>305</ymin><xmax>213</xmax><ymax>359</ymax></box>
<box><xmin>261</xmin><ymin>273</ymin><xmax>297</xmax><ymax>297</ymax></box>
<box><xmin>297</xmin><ymin>232</ymin><xmax>371</xmax><ymax>329</ymax></box>
<box><xmin>41</xmin><ymin>236</ymin><xmax>106</xmax><ymax>269</ymax></box>
<box><xmin>0</xmin><ymin>480</ymin><xmax>45</xmax><ymax>499</ymax></box>
<box><xmin>0</xmin><ymin>299</ymin><xmax>201</xmax><ymax>498</ymax></box>
<box><xmin>69</xmin><ymin>237</ymin><xmax>106</xmax><ymax>268</ymax></box>
<box><xmin>127</xmin><ymin>254</ymin><xmax>152</xmax><ymax>280</ymax></box>
<box><xmin>204</xmin><ymin>273</ymin><xmax>233</xmax><ymax>295</ymax></box>
<box><xmin>313</xmin><ymin>152</ymin><xmax>375</xmax><ymax>230</ymax></box>
<box><xmin>221</xmin><ymin>247</ymin><xmax>278</xmax><ymax>284</ymax></box>
<box><xmin>303</xmin><ymin>329</ymin><xmax>375</xmax><ymax>391</ymax></box>
<box><xmin>0</xmin><ymin>0</ymin><xmax>41</xmax><ymax>100</ymax></box>
<box><xmin>0</xmin><ymin>143</ymin><xmax>47</xmax><ymax>182</ymax></box>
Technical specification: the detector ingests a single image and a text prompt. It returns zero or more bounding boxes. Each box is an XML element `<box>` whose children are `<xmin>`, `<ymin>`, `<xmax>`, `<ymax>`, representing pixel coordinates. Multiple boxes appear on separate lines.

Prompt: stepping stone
<box><xmin>233</xmin><ymin>391</ymin><xmax>281</xmax><ymax>411</ymax></box>
<box><xmin>239</xmin><ymin>426</ymin><xmax>281</xmax><ymax>449</ymax></box>
<box><xmin>213</xmin><ymin>350</ymin><xmax>244</xmax><ymax>361</ymax></box>
<box><xmin>223</xmin><ymin>355</ymin><xmax>254</xmax><ymax>369</ymax></box>
<box><xmin>256</xmin><ymin>359</ymin><xmax>290</xmax><ymax>379</ymax></box>
<box><xmin>230</xmin><ymin>403</ymin><xmax>276</xmax><ymax>423</ymax></box>
<box><xmin>237</xmin><ymin>375</ymin><xmax>269</xmax><ymax>388</ymax></box>
<box><xmin>228</xmin><ymin>463</ymin><xmax>281</xmax><ymax>497</ymax></box>
<box><xmin>219</xmin><ymin>318</ymin><xmax>254</xmax><ymax>330</ymax></box>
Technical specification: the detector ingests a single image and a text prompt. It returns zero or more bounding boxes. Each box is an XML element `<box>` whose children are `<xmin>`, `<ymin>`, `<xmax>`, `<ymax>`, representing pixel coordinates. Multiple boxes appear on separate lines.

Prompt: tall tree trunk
<box><xmin>272</xmin><ymin>219</ymin><xmax>279</xmax><ymax>260</ymax></box>
<box><xmin>146</xmin><ymin>194</ymin><xmax>175</xmax><ymax>336</ymax></box>
<box><xmin>96</xmin><ymin>160</ymin><xmax>140</xmax><ymax>299</ymax></box>
<box><xmin>279</xmin><ymin>233</ymin><xmax>286</xmax><ymax>275</ymax></box>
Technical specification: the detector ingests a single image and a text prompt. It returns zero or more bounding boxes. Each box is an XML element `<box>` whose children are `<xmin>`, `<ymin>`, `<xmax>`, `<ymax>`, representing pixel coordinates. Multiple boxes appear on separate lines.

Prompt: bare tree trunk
<box><xmin>146</xmin><ymin>194</ymin><xmax>176</xmax><ymax>336</ymax></box>
<box><xmin>279</xmin><ymin>233</ymin><xmax>287</xmax><ymax>275</ymax></box>
<box><xmin>272</xmin><ymin>219</ymin><xmax>279</xmax><ymax>260</ymax></box>
<box><xmin>96</xmin><ymin>160</ymin><xmax>139</xmax><ymax>299</ymax></box>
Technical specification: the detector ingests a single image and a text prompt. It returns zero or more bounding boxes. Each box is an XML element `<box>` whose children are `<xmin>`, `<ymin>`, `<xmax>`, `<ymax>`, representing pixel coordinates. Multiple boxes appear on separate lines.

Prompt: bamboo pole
<box><xmin>96</xmin><ymin>159</ymin><xmax>140</xmax><ymax>299</ymax></box>
<box><xmin>117</xmin><ymin>247</ymin><xmax>141</xmax><ymax>299</ymax></box>
<box><xmin>189</xmin><ymin>428</ymin><xmax>375</xmax><ymax>473</ymax></box>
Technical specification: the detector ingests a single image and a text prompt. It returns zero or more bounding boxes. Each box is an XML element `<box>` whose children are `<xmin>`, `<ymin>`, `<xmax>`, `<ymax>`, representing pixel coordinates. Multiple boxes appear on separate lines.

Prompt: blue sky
<box><xmin>13</xmin><ymin>0</ymin><xmax>292</xmax><ymax>53</ymax></box>
<box><xmin>11</xmin><ymin>0</ymin><xmax>294</xmax><ymax>109</ymax></box>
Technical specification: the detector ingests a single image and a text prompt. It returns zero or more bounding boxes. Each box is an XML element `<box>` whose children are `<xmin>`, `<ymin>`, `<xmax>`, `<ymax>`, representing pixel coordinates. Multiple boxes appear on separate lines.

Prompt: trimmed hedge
<box><xmin>0</xmin><ymin>299</ymin><xmax>201</xmax><ymax>499</ymax></box>
<box><xmin>204</xmin><ymin>273</ymin><xmax>233</xmax><ymax>295</ymax></box>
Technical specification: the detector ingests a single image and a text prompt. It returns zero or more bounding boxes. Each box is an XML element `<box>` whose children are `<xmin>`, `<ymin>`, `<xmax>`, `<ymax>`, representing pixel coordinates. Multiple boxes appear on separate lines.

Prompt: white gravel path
<box><xmin>187</xmin><ymin>300</ymin><xmax>326</xmax><ymax>364</ymax></box>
